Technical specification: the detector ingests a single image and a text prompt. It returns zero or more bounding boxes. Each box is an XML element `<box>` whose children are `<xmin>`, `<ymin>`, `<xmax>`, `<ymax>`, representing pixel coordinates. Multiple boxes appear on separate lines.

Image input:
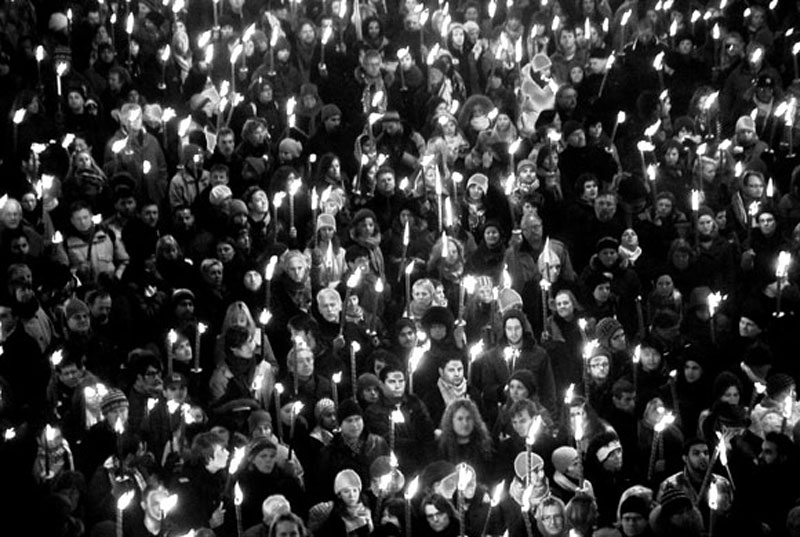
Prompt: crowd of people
<box><xmin>2</xmin><ymin>0</ymin><xmax>800</xmax><ymax>536</ymax></box>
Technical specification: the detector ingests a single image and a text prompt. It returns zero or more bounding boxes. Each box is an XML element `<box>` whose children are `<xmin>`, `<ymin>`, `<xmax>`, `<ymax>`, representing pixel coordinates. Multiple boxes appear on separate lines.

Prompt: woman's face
<box><xmin>672</xmin><ymin>250</ymin><xmax>690</xmax><ymax>270</ymax></box>
<box><xmin>721</xmin><ymin>385</ymin><xmax>740</xmax><ymax>405</ymax></box>
<box><xmin>327</xmin><ymin>158</ymin><xmax>341</xmax><ymax>179</ymax></box>
<box><xmin>664</xmin><ymin>147</ymin><xmax>680</xmax><ymax>166</ymax></box>
<box><xmin>299</xmin><ymin>23</ymin><xmax>316</xmax><ymax>44</ymax></box>
<box><xmin>368</xmin><ymin>20</ymin><xmax>381</xmax><ymax>38</ymax></box>
<box><xmin>357</xmin><ymin>217</ymin><xmax>375</xmax><ymax>238</ymax></box>
<box><xmin>67</xmin><ymin>91</ymin><xmax>84</xmax><ymax>112</ymax></box>
<box><xmin>621</xmin><ymin>228</ymin><xmax>638</xmax><ymax>248</ymax></box>
<box><xmin>286</xmin><ymin>257</ymin><xmax>307</xmax><ymax>282</ymax></box>
<box><xmin>484</xmin><ymin>226</ymin><xmax>500</xmax><ymax>247</ymax></box>
<box><xmin>339</xmin><ymin>486</ymin><xmax>360</xmax><ymax>507</ymax></box>
<box><xmin>452</xmin><ymin>28</ymin><xmax>465</xmax><ymax>46</ymax></box>
<box><xmin>413</xmin><ymin>285</ymin><xmax>432</xmax><ymax>305</ymax></box>
<box><xmin>468</xmin><ymin>184</ymin><xmax>484</xmax><ymax>201</ymax></box>
<box><xmin>20</xmin><ymin>193</ymin><xmax>36</xmax><ymax>212</ymax></box>
<box><xmin>259</xmin><ymin>85</ymin><xmax>273</xmax><ymax>103</ymax></box>
<box><xmin>253</xmin><ymin>448</ymin><xmax>278</xmax><ymax>474</ymax></box>
<box><xmin>452</xmin><ymin>406</ymin><xmax>474</xmax><ymax>438</ymax></box>
<box><xmin>361</xmin><ymin>385</ymin><xmax>380</xmax><ymax>404</ymax></box>
<box><xmin>443</xmin><ymin>119</ymin><xmax>457</xmax><ymax>137</ymax></box>
<box><xmin>758</xmin><ymin>212</ymin><xmax>776</xmax><ymax>235</ymax></box>
<box><xmin>508</xmin><ymin>379</ymin><xmax>529</xmax><ymax>402</ymax></box>
<box><xmin>76</xmin><ymin>151</ymin><xmax>92</xmax><ymax>170</ymax></box>
<box><xmin>204</xmin><ymin>263</ymin><xmax>224</xmax><ymax>286</ymax></box>
<box><xmin>319</xmin><ymin>225</ymin><xmax>335</xmax><ymax>242</ymax></box>
<box><xmin>216</xmin><ymin>242</ymin><xmax>235</xmax><ymax>263</ymax></box>
<box><xmin>582</xmin><ymin>180</ymin><xmax>598</xmax><ymax>201</ymax></box>
<box><xmin>655</xmin><ymin>275</ymin><xmax>674</xmax><ymax>296</ymax></box>
<box><xmin>684</xmin><ymin>360</ymin><xmax>703</xmax><ymax>383</ymax></box>
<box><xmin>569</xmin><ymin>66</ymin><xmax>584</xmax><ymax>84</ymax></box>
<box><xmin>554</xmin><ymin>292</ymin><xmax>574</xmax><ymax>319</ymax></box>
<box><xmin>496</xmin><ymin>114</ymin><xmax>511</xmax><ymax>130</ymax></box>
<box><xmin>425</xmin><ymin>504</ymin><xmax>450</xmax><ymax>532</ymax></box>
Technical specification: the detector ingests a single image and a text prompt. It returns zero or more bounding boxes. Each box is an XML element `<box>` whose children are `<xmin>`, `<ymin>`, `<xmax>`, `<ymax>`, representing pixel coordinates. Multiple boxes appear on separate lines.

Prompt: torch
<box><xmin>708</xmin><ymin>478</ymin><xmax>719</xmax><ymax>537</ymax></box>
<box><xmin>234</xmin><ymin>482</ymin><xmax>244</xmax><ymax>537</ymax></box>
<box><xmin>390</xmin><ymin>407</ymin><xmax>405</xmax><ymax>453</ymax></box>
<box><xmin>166</xmin><ymin>329</ymin><xmax>178</xmax><ymax>376</ymax></box>
<box><xmin>524</xmin><ymin>416</ymin><xmax>543</xmax><ymax>486</ymax></box>
<box><xmin>468</xmin><ymin>340</ymin><xmax>484</xmax><ymax>383</ymax></box>
<box><xmin>350</xmin><ymin>341</ymin><xmax>361</xmax><ymax>401</ymax></box>
<box><xmin>610</xmin><ymin>110</ymin><xmax>626</xmax><ymax>143</ymax></box>
<box><xmin>287</xmin><ymin>401</ymin><xmax>304</xmax><ymax>460</ymax></box>
<box><xmin>408</xmin><ymin>345</ymin><xmax>424</xmax><ymax>394</ymax></box>
<box><xmin>116</xmin><ymin>490</ymin><xmax>135</xmax><ymax>537</ymax></box>
<box><xmin>332</xmin><ymin>372</ymin><xmax>342</xmax><ymax>408</ymax></box>
<box><xmin>274</xmin><ymin>383</ymin><xmax>284</xmax><ymax>442</ymax></box>
<box><xmin>264</xmin><ymin>255</ymin><xmax>278</xmax><ymax>308</ymax></box>
<box><xmin>647</xmin><ymin>410</ymin><xmax>675</xmax><ymax>481</ymax></box>
<box><xmin>480</xmin><ymin>480</ymin><xmax>504</xmax><ymax>537</ymax></box>
<box><xmin>404</xmin><ymin>476</ymin><xmax>420</xmax><ymax>537</ymax></box>
<box><xmin>193</xmin><ymin>322</ymin><xmax>206</xmax><ymax>373</ymax></box>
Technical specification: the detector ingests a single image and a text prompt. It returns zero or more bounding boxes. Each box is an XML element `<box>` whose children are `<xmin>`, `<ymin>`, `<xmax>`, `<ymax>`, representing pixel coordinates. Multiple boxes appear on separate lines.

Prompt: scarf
<box><xmin>437</xmin><ymin>377</ymin><xmax>467</xmax><ymax>407</ymax></box>
<box><xmin>343</xmin><ymin>503</ymin><xmax>372</xmax><ymax>533</ymax></box>
<box><xmin>618</xmin><ymin>245</ymin><xmax>642</xmax><ymax>265</ymax></box>
<box><xmin>552</xmin><ymin>471</ymin><xmax>594</xmax><ymax>497</ymax></box>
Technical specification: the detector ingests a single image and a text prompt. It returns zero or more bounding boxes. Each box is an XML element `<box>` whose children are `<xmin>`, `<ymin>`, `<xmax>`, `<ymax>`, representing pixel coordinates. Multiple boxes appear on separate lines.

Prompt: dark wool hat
<box><xmin>421</xmin><ymin>306</ymin><xmax>455</xmax><ymax>329</ymax></box>
<box><xmin>321</xmin><ymin>104</ymin><xmax>342</xmax><ymax>122</ymax></box>
<box><xmin>766</xmin><ymin>373</ymin><xmax>795</xmax><ymax>398</ymax></box>
<box><xmin>101</xmin><ymin>388</ymin><xmax>129</xmax><ymax>415</ymax></box>
<box><xmin>595</xmin><ymin>317</ymin><xmax>624</xmax><ymax>348</ymax></box>
<box><xmin>658</xmin><ymin>487</ymin><xmax>693</xmax><ymax>518</ymax></box>
<box><xmin>351</xmin><ymin>208</ymin><xmax>378</xmax><ymax>228</ymax></box>
<box><xmin>585</xmin><ymin>270</ymin><xmax>613</xmax><ymax>292</ymax></box>
<box><xmin>509</xmin><ymin>369</ymin><xmax>538</xmax><ymax>397</ymax></box>
<box><xmin>741</xmin><ymin>300</ymin><xmax>769</xmax><ymax>330</ymax></box>
<box><xmin>171</xmin><ymin>288</ymin><xmax>195</xmax><ymax>304</ymax></box>
<box><xmin>65</xmin><ymin>298</ymin><xmax>90</xmax><ymax>319</ymax></box>
<box><xmin>620</xmin><ymin>495</ymin><xmax>651</xmax><ymax>517</ymax></box>
<box><xmin>336</xmin><ymin>399</ymin><xmax>363</xmax><ymax>423</ymax></box>
<box><xmin>357</xmin><ymin>373</ymin><xmax>381</xmax><ymax>393</ymax></box>
<box><xmin>712</xmin><ymin>371</ymin><xmax>742</xmax><ymax>400</ymax></box>
<box><xmin>562</xmin><ymin>120</ymin><xmax>584</xmax><ymax>140</ymax></box>
<box><xmin>596</xmin><ymin>236</ymin><xmax>620</xmax><ymax>254</ymax></box>
<box><xmin>420</xmin><ymin>460</ymin><xmax>457</xmax><ymax>489</ymax></box>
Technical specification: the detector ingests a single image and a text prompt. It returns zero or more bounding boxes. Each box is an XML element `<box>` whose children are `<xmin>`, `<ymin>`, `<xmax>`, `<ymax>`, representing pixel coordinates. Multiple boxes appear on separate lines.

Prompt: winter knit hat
<box><xmin>596</xmin><ymin>236</ymin><xmax>620</xmax><ymax>254</ymax></box>
<box><xmin>228</xmin><ymin>199</ymin><xmax>248</xmax><ymax>217</ymax></box>
<box><xmin>337</xmin><ymin>399</ymin><xmax>363</xmax><ymax>423</ymax></box>
<box><xmin>531</xmin><ymin>53</ymin><xmax>551</xmax><ymax>73</ymax></box>
<box><xmin>766</xmin><ymin>373</ymin><xmax>795</xmax><ymax>398</ymax></box>
<box><xmin>595</xmin><ymin>317</ymin><xmax>624</xmax><ymax>348</ymax></box>
<box><xmin>514</xmin><ymin>451</ymin><xmax>544</xmax><ymax>479</ymax></box>
<box><xmin>516</xmin><ymin>159</ymin><xmax>536</xmax><ymax>173</ymax></box>
<box><xmin>357</xmin><ymin>373</ymin><xmax>381</xmax><ymax>394</ymax></box>
<box><xmin>210</xmin><ymin>185</ymin><xmax>233</xmax><ymax>206</ymax></box>
<box><xmin>736</xmin><ymin>115</ymin><xmax>756</xmax><ymax>133</ymax></box>
<box><xmin>619</xmin><ymin>495</ymin><xmax>650</xmax><ymax>518</ymax></box>
<box><xmin>562</xmin><ymin>120</ymin><xmax>584</xmax><ymax>140</ymax></box>
<box><xmin>334</xmin><ymin>469</ymin><xmax>362</xmax><ymax>495</ymax></box>
<box><xmin>551</xmin><ymin>446</ymin><xmax>580</xmax><ymax>474</ymax></box>
<box><xmin>509</xmin><ymin>370</ymin><xmax>537</xmax><ymax>397</ymax></box>
<box><xmin>321</xmin><ymin>104</ymin><xmax>342</xmax><ymax>122</ymax></box>
<box><xmin>658</xmin><ymin>487</ymin><xmax>693</xmax><ymax>518</ymax></box>
<box><xmin>101</xmin><ymin>388</ymin><xmax>129</xmax><ymax>415</ymax></box>
<box><xmin>498</xmin><ymin>288</ymin><xmax>523</xmax><ymax>314</ymax></box>
<box><xmin>316</xmin><ymin>213</ymin><xmax>337</xmax><ymax>232</ymax></box>
<box><xmin>466</xmin><ymin>173</ymin><xmax>488</xmax><ymax>192</ymax></box>
<box><xmin>279</xmin><ymin>138</ymin><xmax>303</xmax><ymax>159</ymax></box>
<box><xmin>315</xmin><ymin>398</ymin><xmax>336</xmax><ymax>421</ymax></box>
<box><xmin>65</xmin><ymin>298</ymin><xmax>90</xmax><ymax>319</ymax></box>
<box><xmin>586</xmin><ymin>271</ymin><xmax>613</xmax><ymax>293</ymax></box>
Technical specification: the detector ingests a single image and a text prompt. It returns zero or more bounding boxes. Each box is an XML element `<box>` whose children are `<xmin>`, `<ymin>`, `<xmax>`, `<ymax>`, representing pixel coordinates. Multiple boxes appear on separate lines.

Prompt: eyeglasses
<box><xmin>425</xmin><ymin>511</ymin><xmax>445</xmax><ymax>520</ymax></box>
<box><xmin>144</xmin><ymin>369</ymin><xmax>161</xmax><ymax>378</ymax></box>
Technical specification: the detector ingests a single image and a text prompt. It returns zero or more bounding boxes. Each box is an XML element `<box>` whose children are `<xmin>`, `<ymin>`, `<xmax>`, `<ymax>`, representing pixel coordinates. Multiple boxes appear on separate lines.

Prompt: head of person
<box><xmin>535</xmin><ymin>496</ymin><xmax>567</xmax><ymax>536</ymax></box>
<box><xmin>421</xmin><ymin>493</ymin><xmax>457</xmax><ymax>533</ymax></box>
<box><xmin>337</xmin><ymin>399</ymin><xmax>364</xmax><ymax>441</ymax></box>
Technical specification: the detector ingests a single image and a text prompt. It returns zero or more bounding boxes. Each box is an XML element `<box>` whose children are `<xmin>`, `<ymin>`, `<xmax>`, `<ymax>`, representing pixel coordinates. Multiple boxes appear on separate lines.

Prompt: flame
<box><xmin>114</xmin><ymin>416</ymin><xmax>125</xmax><ymax>435</ymax></box>
<box><xmin>375</xmin><ymin>278</ymin><xmax>384</xmax><ymax>293</ymax></box>
<box><xmin>44</xmin><ymin>424</ymin><xmax>57</xmax><ymax>442</ymax></box>
<box><xmin>178</xmin><ymin>116</ymin><xmax>192</xmax><ymax>137</ymax></box>
<box><xmin>525</xmin><ymin>415</ymin><xmax>542</xmax><ymax>446</ymax></box>
<box><xmin>346</xmin><ymin>269</ymin><xmax>363</xmax><ymax>289</ymax></box>
<box><xmin>408</xmin><ymin>346</ymin><xmax>425</xmax><ymax>374</ymax></box>
<box><xmin>147</xmin><ymin>398</ymin><xmax>158</xmax><ymax>412</ymax></box>
<box><xmin>197</xmin><ymin>322</ymin><xmax>208</xmax><ymax>335</ymax></box>
<box><xmin>259</xmin><ymin>309</ymin><xmax>272</xmax><ymax>325</ymax></box>
<box><xmin>776</xmin><ymin>251</ymin><xmax>792</xmax><ymax>279</ymax></box>
<box><xmin>160</xmin><ymin>494</ymin><xmax>178</xmax><ymax>515</ymax></box>
<box><xmin>3</xmin><ymin>428</ymin><xmax>15</xmax><ymax>441</ymax></box>
<box><xmin>35</xmin><ymin>45</ymin><xmax>44</xmax><ymax>62</ymax></box>
<box><xmin>265</xmin><ymin>256</ymin><xmax>279</xmax><ymax>280</ymax></box>
<box><xmin>521</xmin><ymin>484</ymin><xmax>534</xmax><ymax>510</ymax></box>
<box><xmin>117</xmin><ymin>490</ymin><xmax>135</xmax><ymax>510</ymax></box>
<box><xmin>50</xmin><ymin>349</ymin><xmax>64</xmax><ymax>367</ymax></box>
<box><xmin>633</xmin><ymin>345</ymin><xmax>641</xmax><ymax>364</ymax></box>
<box><xmin>111</xmin><ymin>138</ymin><xmax>127</xmax><ymax>154</ymax></box>
<box><xmin>126</xmin><ymin>13</ymin><xmax>134</xmax><ymax>34</ymax></box>
<box><xmin>637</xmin><ymin>140</ymin><xmax>655</xmax><ymax>152</ymax></box>
<box><xmin>275</xmin><ymin>383</ymin><xmax>284</xmax><ymax>395</ymax></box>
<box><xmin>691</xmin><ymin>190</ymin><xmax>700</xmax><ymax>211</ymax></box>
<box><xmin>292</xmin><ymin>401</ymin><xmax>304</xmax><ymax>415</ymax></box>
<box><xmin>234</xmin><ymin>482</ymin><xmax>244</xmax><ymax>505</ymax></box>
<box><xmin>469</xmin><ymin>340</ymin><xmax>484</xmax><ymax>362</ymax></box>
<box><xmin>405</xmin><ymin>476</ymin><xmax>420</xmax><ymax>500</ymax></box>
<box><xmin>490</xmin><ymin>480</ymin><xmax>505</xmax><ymax>506</ymax></box>
<box><xmin>162</xmin><ymin>108</ymin><xmax>176</xmax><ymax>122</ymax></box>
<box><xmin>378</xmin><ymin>472</ymin><xmax>393</xmax><ymax>491</ymax></box>
<box><xmin>12</xmin><ymin>109</ymin><xmax>25</xmax><ymax>125</ymax></box>
<box><xmin>708</xmin><ymin>479</ymin><xmax>719</xmax><ymax>510</ymax></box>
<box><xmin>167</xmin><ymin>400</ymin><xmax>180</xmax><ymax>414</ymax></box>
<box><xmin>228</xmin><ymin>446</ymin><xmax>246</xmax><ymax>474</ymax></box>
<box><xmin>784</xmin><ymin>394</ymin><xmax>794</xmax><ymax>419</ymax></box>
<box><xmin>564</xmin><ymin>383</ymin><xmax>575</xmax><ymax>405</ymax></box>
<box><xmin>321</xmin><ymin>26</ymin><xmax>334</xmax><ymax>45</ymax></box>
<box><xmin>243</xmin><ymin>23</ymin><xmax>256</xmax><ymax>43</ymax></box>
<box><xmin>332</xmin><ymin>371</ymin><xmax>342</xmax><ymax>384</ymax></box>
<box><xmin>230</xmin><ymin>43</ymin><xmax>243</xmax><ymax>64</ymax></box>
<box><xmin>457</xmin><ymin>463</ymin><xmax>471</xmax><ymax>491</ymax></box>
<box><xmin>620</xmin><ymin>9</ymin><xmax>632</xmax><ymax>25</ymax></box>
<box><xmin>644</xmin><ymin>120</ymin><xmax>662</xmax><ymax>138</ymax></box>
<box><xmin>652</xmin><ymin>51</ymin><xmax>665</xmax><ymax>70</ymax></box>
<box><xmin>654</xmin><ymin>411</ymin><xmax>675</xmax><ymax>433</ymax></box>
